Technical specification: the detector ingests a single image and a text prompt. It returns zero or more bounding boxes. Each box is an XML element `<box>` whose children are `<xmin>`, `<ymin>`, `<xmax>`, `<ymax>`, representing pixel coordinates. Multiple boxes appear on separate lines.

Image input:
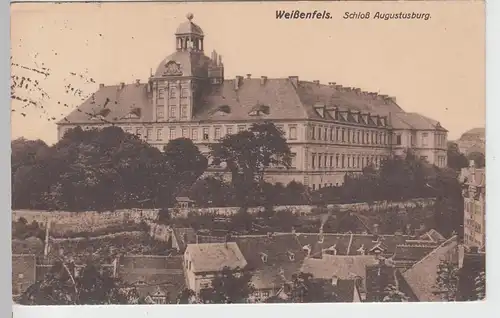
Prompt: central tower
<box><xmin>149</xmin><ymin>13</ymin><xmax>223</xmax><ymax>122</ymax></box>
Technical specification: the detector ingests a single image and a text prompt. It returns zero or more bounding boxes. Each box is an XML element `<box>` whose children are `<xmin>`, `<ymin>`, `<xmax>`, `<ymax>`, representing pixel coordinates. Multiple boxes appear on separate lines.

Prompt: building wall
<box><xmin>462</xmin><ymin>167</ymin><xmax>486</xmax><ymax>249</ymax></box>
<box><xmin>57</xmin><ymin>119</ymin><xmax>448</xmax><ymax>185</ymax></box>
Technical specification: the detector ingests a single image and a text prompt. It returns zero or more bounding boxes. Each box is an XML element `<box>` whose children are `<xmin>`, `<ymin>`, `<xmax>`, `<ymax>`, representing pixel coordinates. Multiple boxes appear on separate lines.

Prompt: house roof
<box><xmin>300</xmin><ymin>255</ymin><xmax>378</xmax><ymax>281</ymax></box>
<box><xmin>234</xmin><ymin>234</ymin><xmax>305</xmax><ymax>287</ymax></box>
<box><xmin>392</xmin><ymin>244</ymin><xmax>437</xmax><ymax>262</ymax></box>
<box><xmin>390</xmin><ymin>112</ymin><xmax>447</xmax><ymax>131</ymax></box>
<box><xmin>402</xmin><ymin>236</ymin><xmax>458</xmax><ymax>301</ymax></box>
<box><xmin>118</xmin><ymin>255</ymin><xmax>186</xmax><ymax>303</ymax></box>
<box><xmin>419</xmin><ymin>229</ymin><xmax>446</xmax><ymax>243</ymax></box>
<box><xmin>59</xmin><ymin>76</ymin><xmax>440</xmax><ymax>130</ymax></box>
<box><xmin>185</xmin><ymin>242</ymin><xmax>247</xmax><ymax>273</ymax></box>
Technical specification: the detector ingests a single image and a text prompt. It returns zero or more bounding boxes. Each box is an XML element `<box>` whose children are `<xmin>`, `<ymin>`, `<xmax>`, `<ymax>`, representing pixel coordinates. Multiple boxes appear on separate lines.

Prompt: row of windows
<box><xmin>436</xmin><ymin>155</ymin><xmax>446</xmax><ymax>167</ymax></box>
<box><xmin>157</xmin><ymin>87</ymin><xmax>189</xmax><ymax>100</ymax></box>
<box><xmin>310</xmin><ymin>153</ymin><xmax>387</xmax><ymax>170</ymax></box>
<box><xmin>309</xmin><ymin>125</ymin><xmax>389</xmax><ymax>146</ymax></box>
<box><xmin>124</xmin><ymin>125</ymin><xmax>250</xmax><ymax>142</ymax></box>
<box><xmin>311</xmin><ymin>183</ymin><xmax>340</xmax><ymax>191</ymax></box>
<box><xmin>156</xmin><ymin>105</ymin><xmax>188</xmax><ymax>119</ymax></box>
<box><xmin>465</xmin><ymin>219</ymin><xmax>483</xmax><ymax>234</ymax></box>
<box><xmin>435</xmin><ymin>133</ymin><xmax>446</xmax><ymax>148</ymax></box>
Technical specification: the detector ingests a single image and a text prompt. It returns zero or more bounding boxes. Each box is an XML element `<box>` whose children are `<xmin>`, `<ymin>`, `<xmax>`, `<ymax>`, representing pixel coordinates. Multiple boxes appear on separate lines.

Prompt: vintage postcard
<box><xmin>11</xmin><ymin>1</ymin><xmax>485</xmax><ymax>306</ymax></box>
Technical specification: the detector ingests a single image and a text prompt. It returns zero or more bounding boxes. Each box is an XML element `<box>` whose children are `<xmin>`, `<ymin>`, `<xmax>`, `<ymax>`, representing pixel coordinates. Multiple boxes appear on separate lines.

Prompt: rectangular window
<box><xmin>330</xmin><ymin>128</ymin><xmax>334</xmax><ymax>141</ymax></box>
<box><xmin>396</xmin><ymin>134</ymin><xmax>402</xmax><ymax>145</ymax></box>
<box><xmin>357</xmin><ymin>131</ymin><xmax>360</xmax><ymax>144</ymax></box>
<box><xmin>342</xmin><ymin>129</ymin><xmax>345</xmax><ymax>142</ymax></box>
<box><xmin>226</xmin><ymin>126</ymin><xmax>233</xmax><ymax>135</ymax></box>
<box><xmin>330</xmin><ymin>155</ymin><xmax>333</xmax><ymax>167</ymax></box>
<box><xmin>214</xmin><ymin>127</ymin><xmax>221</xmax><ymax>140</ymax></box>
<box><xmin>311</xmin><ymin>126</ymin><xmax>316</xmax><ymax>140</ymax></box>
<box><xmin>336</xmin><ymin>127</ymin><xmax>340</xmax><ymax>142</ymax></box>
<box><xmin>169</xmin><ymin>128</ymin><xmax>176</xmax><ymax>140</ymax></box>
<box><xmin>182</xmin><ymin>128</ymin><xmax>188</xmax><ymax>138</ymax></box>
<box><xmin>156</xmin><ymin>129</ymin><xmax>163</xmax><ymax>141</ymax></box>
<box><xmin>158</xmin><ymin>88</ymin><xmax>165</xmax><ymax>99</ymax></box>
<box><xmin>420</xmin><ymin>156</ymin><xmax>428</xmax><ymax>162</ymax></box>
<box><xmin>191</xmin><ymin>128</ymin><xmax>198</xmax><ymax>140</ymax></box>
<box><xmin>291</xmin><ymin>153</ymin><xmax>297</xmax><ymax>168</ymax></box>
<box><xmin>324</xmin><ymin>127</ymin><xmax>328</xmax><ymax>141</ymax></box>
<box><xmin>289</xmin><ymin>126</ymin><xmax>297</xmax><ymax>140</ymax></box>
<box><xmin>422</xmin><ymin>133</ymin><xmax>429</xmax><ymax>146</ymax></box>
<box><xmin>366</xmin><ymin>132</ymin><xmax>370</xmax><ymax>144</ymax></box>
<box><xmin>357</xmin><ymin>156</ymin><xmax>360</xmax><ymax>168</ymax></box>
<box><xmin>238</xmin><ymin>125</ymin><xmax>245</xmax><ymax>132</ymax></box>
<box><xmin>169</xmin><ymin>106</ymin><xmax>176</xmax><ymax>118</ymax></box>
<box><xmin>169</xmin><ymin>88</ymin><xmax>176</xmax><ymax>98</ymax></box>
<box><xmin>318</xmin><ymin>155</ymin><xmax>322</xmax><ymax>168</ymax></box>
<box><xmin>312</xmin><ymin>184</ymin><xmax>316</xmax><ymax>191</ymax></box>
<box><xmin>181</xmin><ymin>88</ymin><xmax>189</xmax><ymax>98</ymax></box>
<box><xmin>156</xmin><ymin>107</ymin><xmax>164</xmax><ymax>119</ymax></box>
<box><xmin>181</xmin><ymin>106</ymin><xmax>187</xmax><ymax>118</ymax></box>
<box><xmin>347</xmin><ymin>129</ymin><xmax>351</xmax><ymax>143</ymax></box>
<box><xmin>341</xmin><ymin>154</ymin><xmax>345</xmax><ymax>168</ymax></box>
<box><xmin>318</xmin><ymin>127</ymin><xmax>322</xmax><ymax>140</ymax></box>
<box><xmin>336</xmin><ymin>155</ymin><xmax>339</xmax><ymax>168</ymax></box>
<box><xmin>136</xmin><ymin>127</ymin><xmax>142</xmax><ymax>136</ymax></box>
<box><xmin>203</xmin><ymin>128</ymin><xmax>209</xmax><ymax>140</ymax></box>
<box><xmin>312</xmin><ymin>154</ymin><xmax>316</xmax><ymax>169</ymax></box>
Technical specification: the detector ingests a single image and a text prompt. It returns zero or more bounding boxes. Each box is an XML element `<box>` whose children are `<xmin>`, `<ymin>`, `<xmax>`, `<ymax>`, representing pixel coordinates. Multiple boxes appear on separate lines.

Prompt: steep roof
<box><xmin>460</xmin><ymin>127</ymin><xmax>485</xmax><ymax>140</ymax></box>
<box><xmin>300</xmin><ymin>255</ymin><xmax>378</xmax><ymax>280</ymax></box>
<box><xmin>59</xmin><ymin>78</ymin><xmax>435</xmax><ymax>128</ymax></box>
<box><xmin>185</xmin><ymin>242</ymin><xmax>247</xmax><ymax>273</ymax></box>
<box><xmin>390</xmin><ymin>112</ymin><xmax>447</xmax><ymax>131</ymax></box>
<box><xmin>402</xmin><ymin>236</ymin><xmax>458</xmax><ymax>301</ymax></box>
<box><xmin>118</xmin><ymin>255</ymin><xmax>186</xmax><ymax>303</ymax></box>
<box><xmin>154</xmin><ymin>51</ymin><xmax>211</xmax><ymax>78</ymax></box>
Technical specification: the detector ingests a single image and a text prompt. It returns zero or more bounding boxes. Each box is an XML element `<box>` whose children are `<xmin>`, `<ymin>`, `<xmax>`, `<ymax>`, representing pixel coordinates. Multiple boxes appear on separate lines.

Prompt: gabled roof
<box><xmin>402</xmin><ymin>236</ymin><xmax>458</xmax><ymax>301</ymax></box>
<box><xmin>58</xmin><ymin>83</ymin><xmax>153</xmax><ymax>125</ymax></box>
<box><xmin>118</xmin><ymin>255</ymin><xmax>186</xmax><ymax>303</ymax></box>
<box><xmin>59</xmin><ymin>78</ymin><xmax>423</xmax><ymax>127</ymax></box>
<box><xmin>185</xmin><ymin>242</ymin><xmax>247</xmax><ymax>273</ymax></box>
<box><xmin>300</xmin><ymin>255</ymin><xmax>378</xmax><ymax>281</ymax></box>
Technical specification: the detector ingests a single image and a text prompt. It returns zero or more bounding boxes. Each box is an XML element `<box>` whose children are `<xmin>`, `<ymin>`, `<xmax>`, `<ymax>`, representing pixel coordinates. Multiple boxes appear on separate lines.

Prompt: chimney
<box><xmin>234</xmin><ymin>76</ymin><xmax>243</xmax><ymax>90</ymax></box>
<box><xmin>99</xmin><ymin>83</ymin><xmax>105</xmax><ymax>89</ymax></box>
<box><xmin>289</xmin><ymin>76</ymin><xmax>299</xmax><ymax>88</ymax></box>
<box><xmin>119</xmin><ymin>82</ymin><xmax>125</xmax><ymax>90</ymax></box>
<box><xmin>135</xmin><ymin>79</ymin><xmax>140</xmax><ymax>86</ymax></box>
<box><xmin>260</xmin><ymin>76</ymin><xmax>267</xmax><ymax>85</ymax></box>
<box><xmin>313</xmin><ymin>80</ymin><xmax>320</xmax><ymax>86</ymax></box>
<box><xmin>246</xmin><ymin>74</ymin><xmax>252</xmax><ymax>79</ymax></box>
<box><xmin>331</xmin><ymin>275</ymin><xmax>339</xmax><ymax>287</ymax></box>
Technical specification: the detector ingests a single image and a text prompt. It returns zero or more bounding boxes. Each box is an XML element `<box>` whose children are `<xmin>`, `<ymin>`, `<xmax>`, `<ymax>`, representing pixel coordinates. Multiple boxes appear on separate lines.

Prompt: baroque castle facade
<box><xmin>57</xmin><ymin>13</ymin><xmax>448</xmax><ymax>188</ymax></box>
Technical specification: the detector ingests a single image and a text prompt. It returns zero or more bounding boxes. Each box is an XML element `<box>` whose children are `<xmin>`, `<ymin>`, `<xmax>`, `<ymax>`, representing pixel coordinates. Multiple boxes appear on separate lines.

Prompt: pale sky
<box><xmin>10</xmin><ymin>1</ymin><xmax>485</xmax><ymax>144</ymax></box>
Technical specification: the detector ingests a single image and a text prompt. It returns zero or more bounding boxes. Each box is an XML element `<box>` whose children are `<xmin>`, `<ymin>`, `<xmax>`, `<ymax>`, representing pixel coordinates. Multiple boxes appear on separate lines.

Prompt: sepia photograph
<box><xmin>10</xmin><ymin>1</ymin><xmax>485</xmax><ymax>305</ymax></box>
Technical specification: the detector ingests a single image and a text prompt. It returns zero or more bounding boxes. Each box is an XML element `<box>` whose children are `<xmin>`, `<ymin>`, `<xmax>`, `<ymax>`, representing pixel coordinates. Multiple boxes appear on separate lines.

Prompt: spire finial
<box><xmin>186</xmin><ymin>13</ymin><xmax>194</xmax><ymax>21</ymax></box>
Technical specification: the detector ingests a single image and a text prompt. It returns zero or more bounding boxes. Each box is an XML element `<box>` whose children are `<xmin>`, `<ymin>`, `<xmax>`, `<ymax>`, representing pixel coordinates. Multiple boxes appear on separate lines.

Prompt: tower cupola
<box><xmin>175</xmin><ymin>13</ymin><xmax>204</xmax><ymax>52</ymax></box>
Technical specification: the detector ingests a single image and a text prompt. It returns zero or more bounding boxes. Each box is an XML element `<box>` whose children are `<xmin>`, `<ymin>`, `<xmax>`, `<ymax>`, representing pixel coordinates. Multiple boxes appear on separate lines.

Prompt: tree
<box><xmin>434</xmin><ymin>260</ymin><xmax>459</xmax><ymax>301</ymax></box>
<box><xmin>163</xmin><ymin>138</ymin><xmax>208</xmax><ymax>192</ymax></box>
<box><xmin>467</xmin><ymin>152</ymin><xmax>485</xmax><ymax>168</ymax></box>
<box><xmin>447</xmin><ymin>142</ymin><xmax>469</xmax><ymax>171</ymax></box>
<box><xmin>188</xmin><ymin>176</ymin><xmax>235</xmax><ymax>207</ymax></box>
<box><xmin>285</xmin><ymin>272</ymin><xmax>337</xmax><ymax>303</ymax></box>
<box><xmin>176</xmin><ymin>288</ymin><xmax>197</xmax><ymax>304</ymax></box>
<box><xmin>199</xmin><ymin>266</ymin><xmax>254</xmax><ymax>304</ymax></box>
<box><xmin>210</xmin><ymin>122</ymin><xmax>291</xmax><ymax>209</ymax></box>
<box><xmin>19</xmin><ymin>261</ymin><xmax>137</xmax><ymax>305</ymax></box>
<box><xmin>382</xmin><ymin>284</ymin><xmax>409</xmax><ymax>302</ymax></box>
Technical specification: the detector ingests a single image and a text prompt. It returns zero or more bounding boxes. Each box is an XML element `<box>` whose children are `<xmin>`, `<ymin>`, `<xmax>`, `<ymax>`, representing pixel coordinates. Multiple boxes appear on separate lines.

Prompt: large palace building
<box><xmin>57</xmin><ymin>13</ymin><xmax>448</xmax><ymax>188</ymax></box>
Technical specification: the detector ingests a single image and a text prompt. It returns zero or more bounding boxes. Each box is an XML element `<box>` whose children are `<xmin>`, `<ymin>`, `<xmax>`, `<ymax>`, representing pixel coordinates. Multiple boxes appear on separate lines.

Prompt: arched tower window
<box><xmin>175</xmin><ymin>13</ymin><xmax>204</xmax><ymax>53</ymax></box>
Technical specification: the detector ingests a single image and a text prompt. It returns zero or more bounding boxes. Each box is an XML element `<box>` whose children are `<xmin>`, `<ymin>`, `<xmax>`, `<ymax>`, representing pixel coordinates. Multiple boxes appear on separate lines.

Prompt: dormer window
<box><xmin>249</xmin><ymin>104</ymin><xmax>270</xmax><ymax>116</ymax></box>
<box><xmin>357</xmin><ymin>244</ymin><xmax>365</xmax><ymax>255</ymax></box>
<box><xmin>314</xmin><ymin>103</ymin><xmax>325</xmax><ymax>118</ymax></box>
<box><xmin>288</xmin><ymin>251</ymin><xmax>295</xmax><ymax>261</ymax></box>
<box><xmin>260</xmin><ymin>253</ymin><xmax>268</xmax><ymax>263</ymax></box>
